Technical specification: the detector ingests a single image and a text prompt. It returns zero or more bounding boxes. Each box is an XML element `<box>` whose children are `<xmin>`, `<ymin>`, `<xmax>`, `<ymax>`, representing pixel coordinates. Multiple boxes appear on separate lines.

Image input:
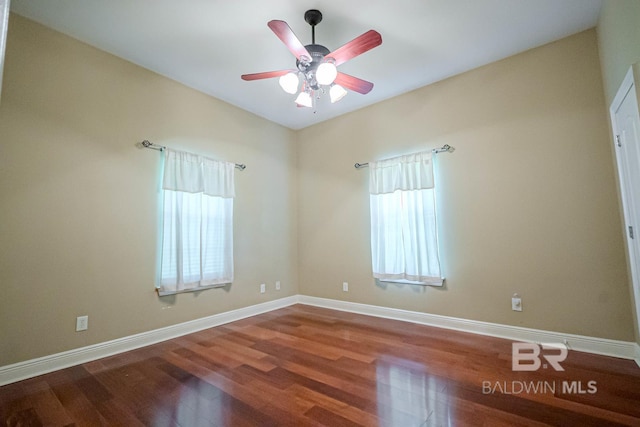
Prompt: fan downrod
<box><xmin>304</xmin><ymin>9</ymin><xmax>322</xmax><ymax>44</ymax></box>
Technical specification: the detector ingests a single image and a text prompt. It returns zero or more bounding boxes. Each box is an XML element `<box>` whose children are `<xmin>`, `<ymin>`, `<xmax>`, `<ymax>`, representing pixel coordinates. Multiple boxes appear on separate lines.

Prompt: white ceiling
<box><xmin>10</xmin><ymin>0</ymin><xmax>602</xmax><ymax>130</ymax></box>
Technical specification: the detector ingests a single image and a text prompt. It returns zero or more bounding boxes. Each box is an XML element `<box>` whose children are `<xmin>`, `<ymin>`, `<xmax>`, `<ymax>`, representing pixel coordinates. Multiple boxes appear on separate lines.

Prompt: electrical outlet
<box><xmin>76</xmin><ymin>315</ymin><xmax>88</xmax><ymax>331</ymax></box>
<box><xmin>511</xmin><ymin>295</ymin><xmax>522</xmax><ymax>312</ymax></box>
<box><xmin>260</xmin><ymin>283</ymin><xmax>266</xmax><ymax>294</ymax></box>
<box><xmin>275</xmin><ymin>281</ymin><xmax>281</xmax><ymax>291</ymax></box>
<box><xmin>343</xmin><ymin>282</ymin><xmax>349</xmax><ymax>292</ymax></box>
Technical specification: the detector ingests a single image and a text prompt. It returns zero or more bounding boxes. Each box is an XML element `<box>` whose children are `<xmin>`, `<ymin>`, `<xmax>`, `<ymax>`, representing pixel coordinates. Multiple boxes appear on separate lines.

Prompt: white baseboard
<box><xmin>297</xmin><ymin>295</ymin><xmax>640</xmax><ymax>361</ymax></box>
<box><xmin>2</xmin><ymin>294</ymin><xmax>638</xmax><ymax>387</ymax></box>
<box><xmin>0</xmin><ymin>295</ymin><xmax>298</xmax><ymax>386</ymax></box>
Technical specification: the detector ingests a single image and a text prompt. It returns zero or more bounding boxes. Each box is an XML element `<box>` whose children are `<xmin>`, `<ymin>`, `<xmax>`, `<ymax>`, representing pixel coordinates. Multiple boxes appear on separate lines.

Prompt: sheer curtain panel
<box><xmin>369</xmin><ymin>151</ymin><xmax>443</xmax><ymax>286</ymax></box>
<box><xmin>159</xmin><ymin>149</ymin><xmax>235</xmax><ymax>296</ymax></box>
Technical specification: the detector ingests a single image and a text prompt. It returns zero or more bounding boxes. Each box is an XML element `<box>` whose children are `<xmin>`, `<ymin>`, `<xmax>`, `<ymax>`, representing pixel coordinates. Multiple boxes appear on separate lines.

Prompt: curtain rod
<box><xmin>354</xmin><ymin>144</ymin><xmax>455</xmax><ymax>169</ymax></box>
<box><xmin>141</xmin><ymin>140</ymin><xmax>247</xmax><ymax>171</ymax></box>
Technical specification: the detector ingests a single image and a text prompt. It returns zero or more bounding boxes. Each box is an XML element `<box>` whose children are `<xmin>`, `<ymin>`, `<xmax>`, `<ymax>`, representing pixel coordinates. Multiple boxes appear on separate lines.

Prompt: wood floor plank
<box><xmin>286</xmin><ymin>384</ymin><xmax>380</xmax><ymax>426</ymax></box>
<box><xmin>1</xmin><ymin>304</ymin><xmax>639</xmax><ymax>426</ymax></box>
<box><xmin>270</xmin><ymin>332</ymin><xmax>376</xmax><ymax>363</ymax></box>
<box><xmin>4</xmin><ymin>407</ymin><xmax>43</xmax><ymax>427</ymax></box>
<box><xmin>279</xmin><ymin>359</ymin><xmax>379</xmax><ymax>402</ymax></box>
<box><xmin>50</xmin><ymin>380</ymin><xmax>108</xmax><ymax>425</ymax></box>
<box><xmin>304</xmin><ymin>405</ymin><xmax>366</xmax><ymax>427</ymax></box>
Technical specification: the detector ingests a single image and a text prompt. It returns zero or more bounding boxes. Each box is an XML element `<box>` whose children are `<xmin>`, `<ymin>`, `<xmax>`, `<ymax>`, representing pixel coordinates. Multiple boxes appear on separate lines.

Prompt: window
<box><xmin>158</xmin><ymin>149</ymin><xmax>234</xmax><ymax>296</ymax></box>
<box><xmin>369</xmin><ymin>151</ymin><xmax>443</xmax><ymax>286</ymax></box>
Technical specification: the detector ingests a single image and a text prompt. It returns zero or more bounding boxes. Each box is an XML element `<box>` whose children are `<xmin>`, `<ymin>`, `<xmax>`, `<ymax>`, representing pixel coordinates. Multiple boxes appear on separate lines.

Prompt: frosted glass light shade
<box><xmin>295</xmin><ymin>91</ymin><xmax>313</xmax><ymax>107</ymax></box>
<box><xmin>316</xmin><ymin>61</ymin><xmax>337</xmax><ymax>85</ymax></box>
<box><xmin>279</xmin><ymin>72</ymin><xmax>299</xmax><ymax>94</ymax></box>
<box><xmin>330</xmin><ymin>84</ymin><xmax>347</xmax><ymax>103</ymax></box>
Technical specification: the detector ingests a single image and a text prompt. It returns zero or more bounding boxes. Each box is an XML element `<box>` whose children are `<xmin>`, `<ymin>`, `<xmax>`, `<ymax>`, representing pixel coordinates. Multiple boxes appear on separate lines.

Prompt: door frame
<box><xmin>0</xmin><ymin>0</ymin><xmax>9</xmax><ymax>104</ymax></box>
<box><xmin>609</xmin><ymin>66</ymin><xmax>640</xmax><ymax>341</ymax></box>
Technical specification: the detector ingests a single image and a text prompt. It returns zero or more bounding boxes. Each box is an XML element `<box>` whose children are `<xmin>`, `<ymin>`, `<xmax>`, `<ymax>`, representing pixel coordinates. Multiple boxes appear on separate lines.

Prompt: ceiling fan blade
<box><xmin>268</xmin><ymin>20</ymin><xmax>312</xmax><ymax>61</ymax></box>
<box><xmin>241</xmin><ymin>70</ymin><xmax>291</xmax><ymax>81</ymax></box>
<box><xmin>335</xmin><ymin>72</ymin><xmax>374</xmax><ymax>94</ymax></box>
<box><xmin>327</xmin><ymin>30</ymin><xmax>382</xmax><ymax>66</ymax></box>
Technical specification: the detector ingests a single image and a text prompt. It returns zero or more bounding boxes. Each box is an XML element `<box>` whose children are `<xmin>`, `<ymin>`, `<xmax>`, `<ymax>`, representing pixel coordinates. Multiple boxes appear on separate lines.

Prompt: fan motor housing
<box><xmin>297</xmin><ymin>44</ymin><xmax>330</xmax><ymax>90</ymax></box>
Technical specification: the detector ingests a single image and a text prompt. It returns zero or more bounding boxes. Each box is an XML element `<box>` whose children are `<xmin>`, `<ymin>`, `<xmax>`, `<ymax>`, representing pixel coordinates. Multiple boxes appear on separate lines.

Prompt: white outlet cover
<box><xmin>511</xmin><ymin>297</ymin><xmax>522</xmax><ymax>312</ymax></box>
<box><xmin>260</xmin><ymin>283</ymin><xmax>266</xmax><ymax>293</ymax></box>
<box><xmin>76</xmin><ymin>315</ymin><xmax>88</xmax><ymax>331</ymax></box>
<box><xmin>275</xmin><ymin>281</ymin><xmax>281</xmax><ymax>290</ymax></box>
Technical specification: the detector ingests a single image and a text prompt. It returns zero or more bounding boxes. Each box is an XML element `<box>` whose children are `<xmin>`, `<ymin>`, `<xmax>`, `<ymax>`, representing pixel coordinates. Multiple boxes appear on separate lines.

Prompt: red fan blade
<box><xmin>335</xmin><ymin>72</ymin><xmax>374</xmax><ymax>94</ymax></box>
<box><xmin>241</xmin><ymin>70</ymin><xmax>291</xmax><ymax>81</ymax></box>
<box><xmin>326</xmin><ymin>30</ymin><xmax>382</xmax><ymax>66</ymax></box>
<box><xmin>268</xmin><ymin>20</ymin><xmax>312</xmax><ymax>61</ymax></box>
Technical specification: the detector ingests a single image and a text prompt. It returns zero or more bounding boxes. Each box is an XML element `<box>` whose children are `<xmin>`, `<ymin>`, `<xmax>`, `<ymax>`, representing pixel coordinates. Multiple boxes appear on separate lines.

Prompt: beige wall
<box><xmin>297</xmin><ymin>29</ymin><xmax>634</xmax><ymax>341</ymax></box>
<box><xmin>0</xmin><ymin>15</ymin><xmax>298</xmax><ymax>366</ymax></box>
<box><xmin>597</xmin><ymin>0</ymin><xmax>640</xmax><ymax>342</ymax></box>
<box><xmin>597</xmin><ymin>0</ymin><xmax>640</xmax><ymax>105</ymax></box>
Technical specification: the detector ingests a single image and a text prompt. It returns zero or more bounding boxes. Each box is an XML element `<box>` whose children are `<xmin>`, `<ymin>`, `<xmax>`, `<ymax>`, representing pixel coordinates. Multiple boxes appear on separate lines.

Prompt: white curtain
<box><xmin>369</xmin><ymin>151</ymin><xmax>442</xmax><ymax>285</ymax></box>
<box><xmin>159</xmin><ymin>149</ymin><xmax>234</xmax><ymax>295</ymax></box>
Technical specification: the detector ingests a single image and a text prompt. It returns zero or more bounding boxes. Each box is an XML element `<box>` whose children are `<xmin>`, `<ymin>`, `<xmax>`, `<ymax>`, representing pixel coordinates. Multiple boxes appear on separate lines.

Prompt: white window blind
<box><xmin>158</xmin><ymin>149</ymin><xmax>234</xmax><ymax>296</ymax></box>
<box><xmin>369</xmin><ymin>151</ymin><xmax>443</xmax><ymax>286</ymax></box>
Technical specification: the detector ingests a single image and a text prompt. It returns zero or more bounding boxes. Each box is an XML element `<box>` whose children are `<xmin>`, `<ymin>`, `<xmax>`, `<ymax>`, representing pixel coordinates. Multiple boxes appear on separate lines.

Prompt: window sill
<box><xmin>378</xmin><ymin>278</ymin><xmax>445</xmax><ymax>287</ymax></box>
<box><xmin>156</xmin><ymin>282</ymin><xmax>230</xmax><ymax>297</ymax></box>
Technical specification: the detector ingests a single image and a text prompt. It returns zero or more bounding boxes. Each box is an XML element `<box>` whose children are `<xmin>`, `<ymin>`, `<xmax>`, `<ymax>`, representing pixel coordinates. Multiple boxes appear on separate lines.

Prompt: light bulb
<box><xmin>316</xmin><ymin>60</ymin><xmax>337</xmax><ymax>85</ymax></box>
<box><xmin>330</xmin><ymin>84</ymin><xmax>347</xmax><ymax>103</ymax></box>
<box><xmin>278</xmin><ymin>72</ymin><xmax>299</xmax><ymax>94</ymax></box>
<box><xmin>295</xmin><ymin>91</ymin><xmax>313</xmax><ymax>108</ymax></box>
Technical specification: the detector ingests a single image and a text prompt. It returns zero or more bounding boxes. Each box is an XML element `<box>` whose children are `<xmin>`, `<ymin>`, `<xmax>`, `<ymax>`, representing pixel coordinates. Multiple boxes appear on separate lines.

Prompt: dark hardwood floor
<box><xmin>1</xmin><ymin>304</ymin><xmax>640</xmax><ymax>426</ymax></box>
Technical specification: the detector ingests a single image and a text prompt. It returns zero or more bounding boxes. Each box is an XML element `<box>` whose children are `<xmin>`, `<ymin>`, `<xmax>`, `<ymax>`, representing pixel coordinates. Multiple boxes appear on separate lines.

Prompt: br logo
<box><xmin>512</xmin><ymin>343</ymin><xmax>568</xmax><ymax>371</ymax></box>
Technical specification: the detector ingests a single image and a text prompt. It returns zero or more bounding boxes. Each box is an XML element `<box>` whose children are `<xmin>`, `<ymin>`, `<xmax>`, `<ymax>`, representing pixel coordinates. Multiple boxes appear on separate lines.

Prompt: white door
<box><xmin>611</xmin><ymin>67</ymin><xmax>640</xmax><ymax>334</ymax></box>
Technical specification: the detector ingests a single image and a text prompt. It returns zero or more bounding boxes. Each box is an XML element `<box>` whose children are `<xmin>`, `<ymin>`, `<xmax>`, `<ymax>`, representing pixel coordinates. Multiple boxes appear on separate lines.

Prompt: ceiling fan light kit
<box><xmin>295</xmin><ymin>90</ymin><xmax>313</xmax><ymax>108</ymax></box>
<box><xmin>316</xmin><ymin>59</ymin><xmax>337</xmax><ymax>85</ymax></box>
<box><xmin>241</xmin><ymin>9</ymin><xmax>382</xmax><ymax>110</ymax></box>
<box><xmin>278</xmin><ymin>72</ymin><xmax>299</xmax><ymax>94</ymax></box>
<box><xmin>329</xmin><ymin>83</ymin><xmax>348</xmax><ymax>104</ymax></box>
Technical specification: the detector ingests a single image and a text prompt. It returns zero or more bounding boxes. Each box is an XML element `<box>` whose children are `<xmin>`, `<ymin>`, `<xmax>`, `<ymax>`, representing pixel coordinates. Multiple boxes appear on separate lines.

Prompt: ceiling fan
<box><xmin>241</xmin><ymin>9</ymin><xmax>382</xmax><ymax>108</ymax></box>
